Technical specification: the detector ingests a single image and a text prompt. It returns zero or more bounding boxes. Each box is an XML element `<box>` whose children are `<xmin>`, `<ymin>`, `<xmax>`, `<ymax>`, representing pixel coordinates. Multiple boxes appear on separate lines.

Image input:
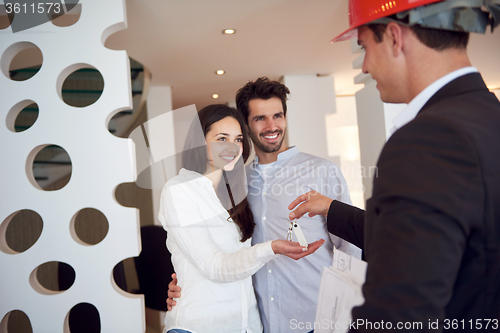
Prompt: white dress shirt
<box><xmin>247</xmin><ymin>147</ymin><xmax>361</xmax><ymax>332</ymax></box>
<box><xmin>390</xmin><ymin>67</ymin><xmax>478</xmax><ymax>134</ymax></box>
<box><xmin>159</xmin><ymin>168</ymin><xmax>278</xmax><ymax>333</ymax></box>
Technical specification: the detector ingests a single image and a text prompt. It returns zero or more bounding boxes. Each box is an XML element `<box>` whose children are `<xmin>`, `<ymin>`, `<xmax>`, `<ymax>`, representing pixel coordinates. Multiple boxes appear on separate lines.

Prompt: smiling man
<box><xmin>235</xmin><ymin>77</ymin><xmax>360</xmax><ymax>333</ymax></box>
<box><xmin>245</xmin><ymin>96</ymin><xmax>286</xmax><ymax>163</ymax></box>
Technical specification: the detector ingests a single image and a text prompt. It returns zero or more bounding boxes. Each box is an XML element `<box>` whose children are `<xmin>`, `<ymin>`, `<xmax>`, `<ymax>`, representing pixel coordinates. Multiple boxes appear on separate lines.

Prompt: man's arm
<box><xmin>325</xmin><ymin>164</ymin><xmax>362</xmax><ymax>257</ymax></box>
<box><xmin>327</xmin><ymin>200</ymin><xmax>365</xmax><ymax>250</ymax></box>
<box><xmin>288</xmin><ymin>191</ymin><xmax>365</xmax><ymax>249</ymax></box>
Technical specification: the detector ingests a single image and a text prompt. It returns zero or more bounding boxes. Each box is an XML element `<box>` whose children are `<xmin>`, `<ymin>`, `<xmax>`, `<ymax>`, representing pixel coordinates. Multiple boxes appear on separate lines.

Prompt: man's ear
<box><xmin>386</xmin><ymin>21</ymin><xmax>404</xmax><ymax>57</ymax></box>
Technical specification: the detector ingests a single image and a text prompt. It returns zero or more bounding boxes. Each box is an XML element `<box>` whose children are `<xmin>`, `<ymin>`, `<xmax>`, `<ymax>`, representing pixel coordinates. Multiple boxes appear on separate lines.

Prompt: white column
<box><xmin>282</xmin><ymin>75</ymin><xmax>337</xmax><ymax>164</ymax></box>
<box><xmin>281</xmin><ymin>75</ymin><xmax>365</xmax><ymax>208</ymax></box>
<box><xmin>146</xmin><ymin>86</ymin><xmax>173</xmax><ymax>226</ymax></box>
<box><xmin>327</xmin><ymin>96</ymin><xmax>364</xmax><ymax>209</ymax></box>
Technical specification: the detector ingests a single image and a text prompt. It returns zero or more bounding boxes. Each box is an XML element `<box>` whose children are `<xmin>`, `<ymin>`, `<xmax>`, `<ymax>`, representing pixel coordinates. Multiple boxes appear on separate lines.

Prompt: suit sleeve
<box><xmin>351</xmin><ymin>114</ymin><xmax>483</xmax><ymax>332</ymax></box>
<box><xmin>325</xmin><ymin>164</ymin><xmax>363</xmax><ymax>258</ymax></box>
<box><xmin>327</xmin><ymin>200</ymin><xmax>365</xmax><ymax>250</ymax></box>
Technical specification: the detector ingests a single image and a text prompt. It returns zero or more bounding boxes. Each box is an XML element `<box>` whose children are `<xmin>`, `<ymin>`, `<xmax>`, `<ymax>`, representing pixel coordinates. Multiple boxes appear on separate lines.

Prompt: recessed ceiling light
<box><xmin>212</xmin><ymin>94</ymin><xmax>219</xmax><ymax>99</ymax></box>
<box><xmin>216</xmin><ymin>70</ymin><xmax>225</xmax><ymax>75</ymax></box>
<box><xmin>223</xmin><ymin>29</ymin><xmax>235</xmax><ymax>35</ymax></box>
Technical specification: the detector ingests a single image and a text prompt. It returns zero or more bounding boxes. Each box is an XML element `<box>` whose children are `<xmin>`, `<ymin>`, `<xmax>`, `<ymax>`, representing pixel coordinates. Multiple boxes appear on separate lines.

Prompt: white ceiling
<box><xmin>105</xmin><ymin>0</ymin><xmax>500</xmax><ymax>110</ymax></box>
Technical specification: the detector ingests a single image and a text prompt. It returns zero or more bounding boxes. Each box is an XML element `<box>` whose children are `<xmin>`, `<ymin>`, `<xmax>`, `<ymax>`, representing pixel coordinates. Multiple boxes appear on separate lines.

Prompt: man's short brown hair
<box><xmin>367</xmin><ymin>22</ymin><xmax>469</xmax><ymax>50</ymax></box>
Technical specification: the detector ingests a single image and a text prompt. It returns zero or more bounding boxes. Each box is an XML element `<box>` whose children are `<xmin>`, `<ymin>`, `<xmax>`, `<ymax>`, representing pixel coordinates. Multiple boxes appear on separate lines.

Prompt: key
<box><xmin>286</xmin><ymin>220</ymin><xmax>294</xmax><ymax>241</ymax></box>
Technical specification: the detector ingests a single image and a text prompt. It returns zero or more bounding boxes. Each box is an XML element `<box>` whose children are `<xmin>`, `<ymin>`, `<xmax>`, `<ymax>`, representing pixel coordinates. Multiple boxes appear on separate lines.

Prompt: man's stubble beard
<box><xmin>248</xmin><ymin>129</ymin><xmax>286</xmax><ymax>154</ymax></box>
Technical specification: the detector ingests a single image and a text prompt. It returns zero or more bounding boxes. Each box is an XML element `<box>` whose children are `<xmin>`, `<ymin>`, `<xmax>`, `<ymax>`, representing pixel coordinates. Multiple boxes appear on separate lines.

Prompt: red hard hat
<box><xmin>332</xmin><ymin>0</ymin><xmax>444</xmax><ymax>42</ymax></box>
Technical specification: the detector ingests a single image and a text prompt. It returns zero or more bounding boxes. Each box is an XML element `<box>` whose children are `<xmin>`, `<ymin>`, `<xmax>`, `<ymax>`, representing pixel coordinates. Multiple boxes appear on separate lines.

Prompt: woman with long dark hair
<box><xmin>158</xmin><ymin>104</ymin><xmax>321</xmax><ymax>333</ymax></box>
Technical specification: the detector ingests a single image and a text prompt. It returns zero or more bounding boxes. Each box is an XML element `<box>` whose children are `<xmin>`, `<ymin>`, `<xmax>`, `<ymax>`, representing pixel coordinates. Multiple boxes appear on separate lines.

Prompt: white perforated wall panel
<box><xmin>0</xmin><ymin>0</ymin><xmax>144</xmax><ymax>331</ymax></box>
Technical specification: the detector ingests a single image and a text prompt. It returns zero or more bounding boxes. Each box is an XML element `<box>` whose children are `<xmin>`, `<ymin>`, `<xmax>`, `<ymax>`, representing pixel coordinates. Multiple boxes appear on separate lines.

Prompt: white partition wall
<box><xmin>0</xmin><ymin>1</ymin><xmax>144</xmax><ymax>332</ymax></box>
<box><xmin>283</xmin><ymin>75</ymin><xmax>337</xmax><ymax>164</ymax></box>
<box><xmin>327</xmin><ymin>96</ymin><xmax>364</xmax><ymax>209</ymax></box>
<box><xmin>283</xmin><ymin>75</ymin><xmax>365</xmax><ymax>208</ymax></box>
<box><xmin>146</xmin><ymin>86</ymin><xmax>173</xmax><ymax>227</ymax></box>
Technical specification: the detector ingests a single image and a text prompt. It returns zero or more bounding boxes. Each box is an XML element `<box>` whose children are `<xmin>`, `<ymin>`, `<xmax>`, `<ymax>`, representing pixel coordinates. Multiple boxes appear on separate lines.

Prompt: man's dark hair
<box><xmin>367</xmin><ymin>22</ymin><xmax>469</xmax><ymax>50</ymax></box>
<box><xmin>235</xmin><ymin>77</ymin><xmax>290</xmax><ymax>125</ymax></box>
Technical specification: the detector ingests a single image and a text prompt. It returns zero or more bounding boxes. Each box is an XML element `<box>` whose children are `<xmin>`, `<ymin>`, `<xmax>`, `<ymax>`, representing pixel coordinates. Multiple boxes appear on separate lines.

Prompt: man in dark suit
<box><xmin>289</xmin><ymin>0</ymin><xmax>500</xmax><ymax>331</ymax></box>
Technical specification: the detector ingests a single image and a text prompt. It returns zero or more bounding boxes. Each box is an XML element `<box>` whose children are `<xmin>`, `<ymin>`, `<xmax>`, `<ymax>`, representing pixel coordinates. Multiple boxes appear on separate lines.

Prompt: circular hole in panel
<box><xmin>107</xmin><ymin>110</ymin><xmax>133</xmax><ymax>138</ymax></box>
<box><xmin>0</xmin><ymin>209</ymin><xmax>43</xmax><ymax>254</ymax></box>
<box><xmin>51</xmin><ymin>3</ymin><xmax>81</xmax><ymax>27</ymax></box>
<box><xmin>0</xmin><ymin>310</ymin><xmax>33</xmax><ymax>333</ymax></box>
<box><xmin>70</xmin><ymin>208</ymin><xmax>109</xmax><ymax>245</ymax></box>
<box><xmin>64</xmin><ymin>303</ymin><xmax>101</xmax><ymax>333</ymax></box>
<box><xmin>30</xmin><ymin>261</ymin><xmax>75</xmax><ymax>294</ymax></box>
<box><xmin>112</xmin><ymin>259</ymin><xmax>133</xmax><ymax>294</ymax></box>
<box><xmin>13</xmin><ymin>102</ymin><xmax>39</xmax><ymax>132</ymax></box>
<box><xmin>1</xmin><ymin>42</ymin><xmax>43</xmax><ymax>81</ymax></box>
<box><xmin>27</xmin><ymin>144</ymin><xmax>72</xmax><ymax>191</ymax></box>
<box><xmin>5</xmin><ymin>100</ymin><xmax>38</xmax><ymax>132</ymax></box>
<box><xmin>0</xmin><ymin>5</ymin><xmax>15</xmax><ymax>30</ymax></box>
<box><xmin>60</xmin><ymin>66</ymin><xmax>104</xmax><ymax>108</ymax></box>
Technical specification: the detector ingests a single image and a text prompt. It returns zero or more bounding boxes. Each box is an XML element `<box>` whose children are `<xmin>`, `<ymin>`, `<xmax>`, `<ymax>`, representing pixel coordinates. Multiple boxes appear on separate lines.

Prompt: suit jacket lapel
<box><xmin>418</xmin><ymin>72</ymin><xmax>488</xmax><ymax>115</ymax></box>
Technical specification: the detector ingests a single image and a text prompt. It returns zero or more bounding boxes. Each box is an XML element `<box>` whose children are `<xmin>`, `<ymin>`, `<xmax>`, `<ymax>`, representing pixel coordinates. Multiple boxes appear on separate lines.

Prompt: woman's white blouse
<box><xmin>158</xmin><ymin>169</ymin><xmax>277</xmax><ymax>333</ymax></box>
